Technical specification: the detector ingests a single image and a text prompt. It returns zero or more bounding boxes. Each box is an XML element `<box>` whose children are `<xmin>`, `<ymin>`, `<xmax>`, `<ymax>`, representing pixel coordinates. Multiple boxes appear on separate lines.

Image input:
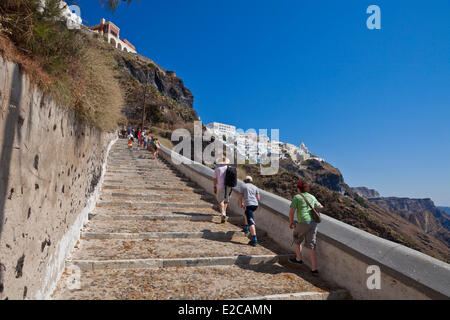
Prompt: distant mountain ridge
<box><xmin>438</xmin><ymin>207</ymin><xmax>450</xmax><ymax>216</ymax></box>
<box><xmin>280</xmin><ymin>158</ymin><xmax>348</xmax><ymax>194</ymax></box>
<box><xmin>351</xmin><ymin>187</ymin><xmax>380</xmax><ymax>199</ymax></box>
<box><xmin>367</xmin><ymin>197</ymin><xmax>450</xmax><ymax>230</ymax></box>
<box><xmin>369</xmin><ymin>196</ymin><xmax>437</xmax><ymax>213</ymax></box>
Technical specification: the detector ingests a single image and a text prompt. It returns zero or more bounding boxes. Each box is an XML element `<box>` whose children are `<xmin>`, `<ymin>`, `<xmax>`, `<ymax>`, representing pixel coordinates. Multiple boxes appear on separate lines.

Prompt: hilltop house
<box><xmin>205</xmin><ymin>122</ymin><xmax>236</xmax><ymax>138</ymax></box>
<box><xmin>89</xmin><ymin>18</ymin><xmax>136</xmax><ymax>53</ymax></box>
<box><xmin>204</xmin><ymin>121</ymin><xmax>326</xmax><ymax>163</ymax></box>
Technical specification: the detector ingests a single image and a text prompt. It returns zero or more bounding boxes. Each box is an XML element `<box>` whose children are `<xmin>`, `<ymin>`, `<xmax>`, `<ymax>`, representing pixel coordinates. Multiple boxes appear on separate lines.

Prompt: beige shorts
<box><xmin>216</xmin><ymin>187</ymin><xmax>231</xmax><ymax>204</ymax></box>
<box><xmin>293</xmin><ymin>222</ymin><xmax>318</xmax><ymax>250</ymax></box>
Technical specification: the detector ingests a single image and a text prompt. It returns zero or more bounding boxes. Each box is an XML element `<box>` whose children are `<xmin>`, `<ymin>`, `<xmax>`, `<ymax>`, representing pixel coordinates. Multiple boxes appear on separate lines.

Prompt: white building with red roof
<box><xmin>89</xmin><ymin>18</ymin><xmax>137</xmax><ymax>53</ymax></box>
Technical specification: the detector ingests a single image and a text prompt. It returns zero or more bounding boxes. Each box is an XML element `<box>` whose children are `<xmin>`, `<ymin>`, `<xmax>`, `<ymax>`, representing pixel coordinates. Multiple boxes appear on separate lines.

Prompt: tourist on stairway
<box><xmin>213</xmin><ymin>155</ymin><xmax>231</xmax><ymax>223</ymax></box>
<box><xmin>238</xmin><ymin>176</ymin><xmax>260</xmax><ymax>246</ymax></box>
<box><xmin>127</xmin><ymin>132</ymin><xmax>134</xmax><ymax>149</ymax></box>
<box><xmin>288</xmin><ymin>181</ymin><xmax>323</xmax><ymax>276</ymax></box>
<box><xmin>152</xmin><ymin>138</ymin><xmax>160</xmax><ymax>159</ymax></box>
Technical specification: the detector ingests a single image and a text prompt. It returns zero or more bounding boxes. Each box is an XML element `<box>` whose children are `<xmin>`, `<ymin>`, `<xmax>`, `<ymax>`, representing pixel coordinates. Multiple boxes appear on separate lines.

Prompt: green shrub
<box><xmin>1</xmin><ymin>0</ymin><xmax>82</xmax><ymax>77</ymax></box>
<box><xmin>354</xmin><ymin>195</ymin><xmax>369</xmax><ymax>208</ymax></box>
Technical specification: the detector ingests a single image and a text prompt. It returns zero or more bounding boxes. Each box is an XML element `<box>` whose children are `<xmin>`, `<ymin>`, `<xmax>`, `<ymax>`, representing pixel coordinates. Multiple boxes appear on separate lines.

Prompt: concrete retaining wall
<box><xmin>0</xmin><ymin>57</ymin><xmax>117</xmax><ymax>299</ymax></box>
<box><xmin>159</xmin><ymin>145</ymin><xmax>450</xmax><ymax>300</ymax></box>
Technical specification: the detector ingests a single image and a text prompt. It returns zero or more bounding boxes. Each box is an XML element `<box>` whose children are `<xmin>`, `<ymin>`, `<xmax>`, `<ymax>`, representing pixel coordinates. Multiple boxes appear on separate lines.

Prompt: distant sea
<box><xmin>438</xmin><ymin>207</ymin><xmax>450</xmax><ymax>216</ymax></box>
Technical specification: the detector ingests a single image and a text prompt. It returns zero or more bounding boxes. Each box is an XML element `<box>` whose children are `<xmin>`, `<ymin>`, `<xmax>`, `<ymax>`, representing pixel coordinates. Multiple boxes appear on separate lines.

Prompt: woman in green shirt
<box><xmin>288</xmin><ymin>181</ymin><xmax>324</xmax><ymax>275</ymax></box>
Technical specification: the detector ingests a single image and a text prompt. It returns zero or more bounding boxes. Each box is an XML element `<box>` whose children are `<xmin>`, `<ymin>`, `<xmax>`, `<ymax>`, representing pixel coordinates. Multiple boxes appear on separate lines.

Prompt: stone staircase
<box><xmin>51</xmin><ymin>139</ymin><xmax>348</xmax><ymax>300</ymax></box>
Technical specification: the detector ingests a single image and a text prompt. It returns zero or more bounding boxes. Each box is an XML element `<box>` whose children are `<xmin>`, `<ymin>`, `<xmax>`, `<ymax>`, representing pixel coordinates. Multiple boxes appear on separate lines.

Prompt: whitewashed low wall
<box><xmin>159</xmin><ymin>145</ymin><xmax>450</xmax><ymax>300</ymax></box>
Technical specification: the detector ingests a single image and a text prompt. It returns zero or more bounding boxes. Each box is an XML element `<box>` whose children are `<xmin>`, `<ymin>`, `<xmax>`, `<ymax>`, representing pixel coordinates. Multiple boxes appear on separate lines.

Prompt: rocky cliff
<box><xmin>438</xmin><ymin>207</ymin><xmax>450</xmax><ymax>216</ymax></box>
<box><xmin>280</xmin><ymin>158</ymin><xmax>349</xmax><ymax>194</ymax></box>
<box><xmin>111</xmin><ymin>50</ymin><xmax>197</xmax><ymax>128</ymax></box>
<box><xmin>368</xmin><ymin>197</ymin><xmax>450</xmax><ymax>232</ymax></box>
<box><xmin>351</xmin><ymin>187</ymin><xmax>381</xmax><ymax>199</ymax></box>
<box><xmin>369</xmin><ymin>197</ymin><xmax>436</xmax><ymax>213</ymax></box>
<box><xmin>347</xmin><ymin>185</ymin><xmax>450</xmax><ymax>245</ymax></box>
<box><xmin>116</xmin><ymin>54</ymin><xmax>194</xmax><ymax>110</ymax></box>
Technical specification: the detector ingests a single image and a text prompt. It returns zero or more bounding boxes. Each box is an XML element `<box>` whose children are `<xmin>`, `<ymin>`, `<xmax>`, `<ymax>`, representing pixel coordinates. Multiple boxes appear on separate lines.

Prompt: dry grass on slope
<box><xmin>0</xmin><ymin>1</ymin><xmax>125</xmax><ymax>131</ymax></box>
<box><xmin>0</xmin><ymin>34</ymin><xmax>52</xmax><ymax>87</ymax></box>
<box><xmin>0</xmin><ymin>32</ymin><xmax>125</xmax><ymax>131</ymax></box>
<box><xmin>74</xmin><ymin>44</ymin><xmax>126</xmax><ymax>130</ymax></box>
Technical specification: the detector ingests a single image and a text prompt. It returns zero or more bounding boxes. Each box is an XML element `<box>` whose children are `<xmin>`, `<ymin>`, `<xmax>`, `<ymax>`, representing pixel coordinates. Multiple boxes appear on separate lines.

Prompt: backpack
<box><xmin>225</xmin><ymin>166</ymin><xmax>237</xmax><ymax>188</ymax></box>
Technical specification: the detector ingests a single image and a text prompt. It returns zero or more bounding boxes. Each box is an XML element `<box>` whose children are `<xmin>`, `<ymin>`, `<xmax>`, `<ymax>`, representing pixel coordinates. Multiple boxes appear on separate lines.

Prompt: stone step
<box><xmin>107</xmin><ymin>167</ymin><xmax>180</xmax><ymax>176</ymax></box>
<box><xmin>107</xmin><ymin>168</ymin><xmax>170</xmax><ymax>173</ymax></box>
<box><xmin>90</xmin><ymin>206</ymin><xmax>219</xmax><ymax>216</ymax></box>
<box><xmin>102</xmin><ymin>181</ymin><xmax>198</xmax><ymax>188</ymax></box>
<box><xmin>108</xmin><ymin>158</ymin><xmax>165</xmax><ymax>161</ymax></box>
<box><xmin>51</xmin><ymin>263</ymin><xmax>342</xmax><ymax>300</ymax></box>
<box><xmin>103</xmin><ymin>178</ymin><xmax>191</xmax><ymax>184</ymax></box>
<box><xmin>104</xmin><ymin>172</ymin><xmax>186</xmax><ymax>178</ymax></box>
<box><xmin>107</xmin><ymin>167</ymin><xmax>181</xmax><ymax>172</ymax></box>
<box><xmin>68</xmin><ymin>254</ymin><xmax>295</xmax><ymax>270</ymax></box>
<box><xmin>108</xmin><ymin>156</ymin><xmax>160</xmax><ymax>159</ymax></box>
<box><xmin>237</xmin><ymin>290</ymin><xmax>350</xmax><ymax>300</ymax></box>
<box><xmin>96</xmin><ymin>201</ymin><xmax>214</xmax><ymax>209</ymax></box>
<box><xmin>100</xmin><ymin>191</ymin><xmax>207</xmax><ymax>198</ymax></box>
<box><xmin>83</xmin><ymin>219</ymin><xmax>245</xmax><ymax>234</ymax></box>
<box><xmin>104</xmin><ymin>172</ymin><xmax>178</xmax><ymax>178</ymax></box>
<box><xmin>67</xmin><ymin>236</ymin><xmax>287</xmax><ymax>262</ymax></box>
<box><xmin>108</xmin><ymin>161</ymin><xmax>165</xmax><ymax>165</ymax></box>
<box><xmin>80</xmin><ymin>231</ymin><xmax>250</xmax><ymax>240</ymax></box>
<box><xmin>102</xmin><ymin>191</ymin><xmax>206</xmax><ymax>196</ymax></box>
<box><xmin>107</xmin><ymin>167</ymin><xmax>175</xmax><ymax>171</ymax></box>
<box><xmin>105</xmin><ymin>172</ymin><xmax>176</xmax><ymax>177</ymax></box>
<box><xmin>108</xmin><ymin>158</ymin><xmax>161</xmax><ymax>161</ymax></box>
<box><xmin>101</xmin><ymin>185</ymin><xmax>204</xmax><ymax>193</ymax></box>
<box><xmin>99</xmin><ymin>193</ymin><xmax>215</xmax><ymax>202</ymax></box>
<box><xmin>89</xmin><ymin>214</ymin><xmax>244</xmax><ymax>224</ymax></box>
<box><xmin>107</xmin><ymin>165</ymin><xmax>168</xmax><ymax>170</ymax></box>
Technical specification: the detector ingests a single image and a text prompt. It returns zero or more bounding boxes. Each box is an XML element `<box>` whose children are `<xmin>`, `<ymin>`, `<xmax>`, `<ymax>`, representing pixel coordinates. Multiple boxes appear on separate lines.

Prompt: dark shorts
<box><xmin>293</xmin><ymin>221</ymin><xmax>318</xmax><ymax>250</ymax></box>
<box><xmin>245</xmin><ymin>205</ymin><xmax>258</xmax><ymax>226</ymax></box>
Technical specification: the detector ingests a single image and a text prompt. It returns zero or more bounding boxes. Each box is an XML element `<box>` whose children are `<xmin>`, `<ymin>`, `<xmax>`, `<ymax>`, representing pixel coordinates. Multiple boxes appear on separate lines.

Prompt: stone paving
<box><xmin>51</xmin><ymin>139</ymin><xmax>347</xmax><ymax>300</ymax></box>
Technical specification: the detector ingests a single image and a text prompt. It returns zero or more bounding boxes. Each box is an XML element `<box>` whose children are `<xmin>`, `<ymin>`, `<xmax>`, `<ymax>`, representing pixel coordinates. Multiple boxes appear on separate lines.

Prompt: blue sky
<box><xmin>74</xmin><ymin>0</ymin><xmax>450</xmax><ymax>206</ymax></box>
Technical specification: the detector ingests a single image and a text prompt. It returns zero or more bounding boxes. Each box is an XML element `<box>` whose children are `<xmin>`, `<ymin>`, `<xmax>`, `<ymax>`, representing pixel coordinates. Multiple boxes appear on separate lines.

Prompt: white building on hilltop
<box><xmin>204</xmin><ymin>121</ymin><xmax>324</xmax><ymax>163</ymax></box>
<box><xmin>205</xmin><ymin>122</ymin><xmax>236</xmax><ymax>138</ymax></box>
<box><xmin>281</xmin><ymin>142</ymin><xmax>325</xmax><ymax>163</ymax></box>
<box><xmin>89</xmin><ymin>18</ymin><xmax>137</xmax><ymax>53</ymax></box>
<box><xmin>38</xmin><ymin>1</ymin><xmax>82</xmax><ymax>28</ymax></box>
<box><xmin>267</xmin><ymin>141</ymin><xmax>281</xmax><ymax>154</ymax></box>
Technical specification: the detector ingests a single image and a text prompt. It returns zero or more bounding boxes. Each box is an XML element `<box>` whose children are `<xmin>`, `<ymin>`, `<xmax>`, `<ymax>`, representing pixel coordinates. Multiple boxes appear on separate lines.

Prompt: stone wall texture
<box><xmin>0</xmin><ymin>56</ymin><xmax>116</xmax><ymax>300</ymax></box>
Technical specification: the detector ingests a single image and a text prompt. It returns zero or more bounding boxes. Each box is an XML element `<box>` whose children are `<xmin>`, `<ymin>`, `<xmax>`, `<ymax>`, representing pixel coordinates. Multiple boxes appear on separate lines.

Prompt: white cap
<box><xmin>245</xmin><ymin>176</ymin><xmax>253</xmax><ymax>182</ymax></box>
